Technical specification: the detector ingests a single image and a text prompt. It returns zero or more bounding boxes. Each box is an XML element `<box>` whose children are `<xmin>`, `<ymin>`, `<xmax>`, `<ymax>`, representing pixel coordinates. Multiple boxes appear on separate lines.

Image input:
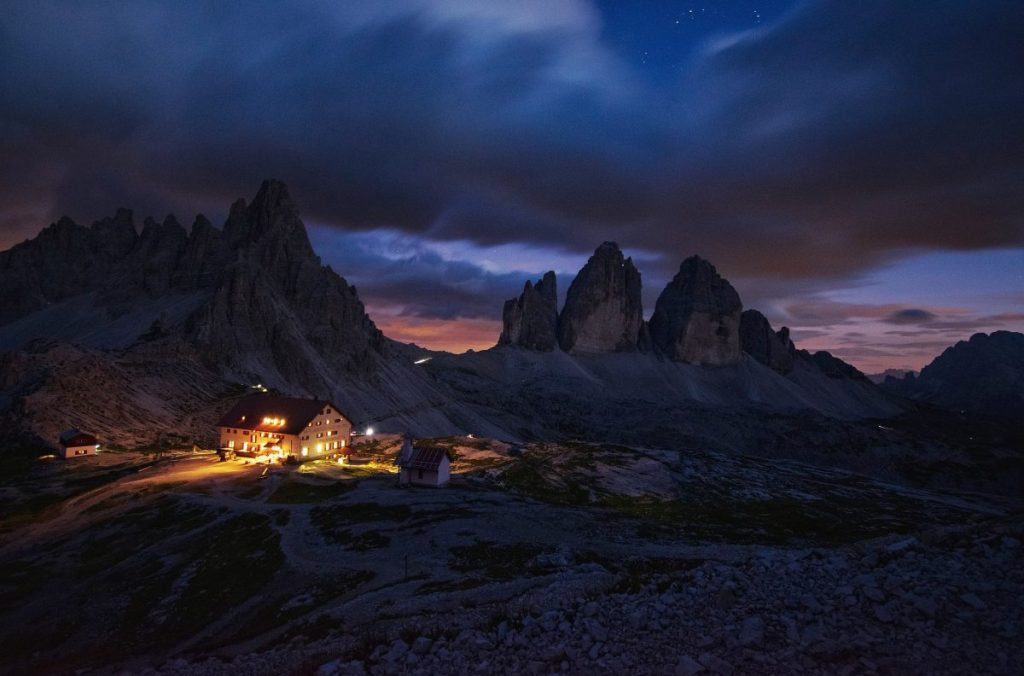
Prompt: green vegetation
<box><xmin>598</xmin><ymin>493</ymin><xmax>934</xmax><ymax>546</ymax></box>
<box><xmin>502</xmin><ymin>455</ymin><xmax>590</xmax><ymax>506</ymax></box>
<box><xmin>310</xmin><ymin>502</ymin><xmax>410</xmax><ymax>549</ymax></box>
<box><xmin>314</xmin><ymin>502</ymin><xmax>411</xmax><ymax>523</ymax></box>
<box><xmin>119</xmin><ymin>512</ymin><xmax>285</xmax><ymax>649</ymax></box>
<box><xmin>227</xmin><ymin>570</ymin><xmax>375</xmax><ymax>649</ymax></box>
<box><xmin>76</xmin><ymin>497</ymin><xmax>214</xmax><ymax>576</ymax></box>
<box><xmin>415</xmin><ymin>577</ymin><xmax>487</xmax><ymax>594</ymax></box>
<box><xmin>267</xmin><ymin>477</ymin><xmax>358</xmax><ymax>503</ymax></box>
<box><xmin>449</xmin><ymin>541</ymin><xmax>550</xmax><ymax>579</ymax></box>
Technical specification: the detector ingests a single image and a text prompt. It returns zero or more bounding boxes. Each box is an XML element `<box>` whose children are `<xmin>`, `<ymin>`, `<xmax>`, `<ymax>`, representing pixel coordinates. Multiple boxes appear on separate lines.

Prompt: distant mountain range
<box><xmin>867</xmin><ymin>369</ymin><xmax>917</xmax><ymax>385</ymax></box>
<box><xmin>0</xmin><ymin>181</ymin><xmax>1020</xmax><ymax>489</ymax></box>
<box><xmin>881</xmin><ymin>331</ymin><xmax>1024</xmax><ymax>418</ymax></box>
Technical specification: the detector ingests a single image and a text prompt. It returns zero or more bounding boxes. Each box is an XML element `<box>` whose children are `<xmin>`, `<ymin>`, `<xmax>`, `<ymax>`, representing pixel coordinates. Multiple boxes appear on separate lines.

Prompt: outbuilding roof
<box><xmin>216</xmin><ymin>394</ymin><xmax>345</xmax><ymax>435</ymax></box>
<box><xmin>59</xmin><ymin>429</ymin><xmax>97</xmax><ymax>446</ymax></box>
<box><xmin>401</xmin><ymin>446</ymin><xmax>449</xmax><ymax>471</ymax></box>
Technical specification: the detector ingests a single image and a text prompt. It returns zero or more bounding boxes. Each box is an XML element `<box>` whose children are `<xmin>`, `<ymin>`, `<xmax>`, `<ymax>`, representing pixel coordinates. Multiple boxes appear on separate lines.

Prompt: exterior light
<box><xmin>366</xmin><ymin>427</ymin><xmax>374</xmax><ymax>435</ymax></box>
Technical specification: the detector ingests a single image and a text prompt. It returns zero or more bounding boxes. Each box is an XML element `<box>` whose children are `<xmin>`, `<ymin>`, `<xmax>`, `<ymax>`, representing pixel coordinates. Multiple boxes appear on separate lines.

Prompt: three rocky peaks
<box><xmin>498</xmin><ymin>241</ymin><xmax>800</xmax><ymax>371</ymax></box>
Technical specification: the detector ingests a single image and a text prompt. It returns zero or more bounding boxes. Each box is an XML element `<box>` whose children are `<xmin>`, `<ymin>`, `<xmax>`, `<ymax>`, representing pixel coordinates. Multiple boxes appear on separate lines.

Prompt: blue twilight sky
<box><xmin>1</xmin><ymin>1</ymin><xmax>1022</xmax><ymax>371</ymax></box>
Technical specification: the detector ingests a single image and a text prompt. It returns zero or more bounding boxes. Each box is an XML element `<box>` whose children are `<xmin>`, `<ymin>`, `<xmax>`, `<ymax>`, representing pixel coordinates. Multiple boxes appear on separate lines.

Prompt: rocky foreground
<box><xmin>61</xmin><ymin>438</ymin><xmax>1013</xmax><ymax>676</ymax></box>
<box><xmin>350</xmin><ymin>528</ymin><xmax>1015</xmax><ymax>676</ymax></box>
<box><xmin>150</xmin><ymin>519</ymin><xmax>1022</xmax><ymax>676</ymax></box>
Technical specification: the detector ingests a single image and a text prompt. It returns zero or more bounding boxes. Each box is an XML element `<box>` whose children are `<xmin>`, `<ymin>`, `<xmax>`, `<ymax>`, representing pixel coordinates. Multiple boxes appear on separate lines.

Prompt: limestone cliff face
<box><xmin>499</xmin><ymin>271</ymin><xmax>558</xmax><ymax>351</ymax></box>
<box><xmin>192</xmin><ymin>180</ymin><xmax>385</xmax><ymax>382</ymax></box>
<box><xmin>557</xmin><ymin>242</ymin><xmax>644</xmax><ymax>354</ymax></box>
<box><xmin>648</xmin><ymin>256</ymin><xmax>742</xmax><ymax>366</ymax></box>
<box><xmin>740</xmin><ymin>309</ymin><xmax>795</xmax><ymax>374</ymax></box>
<box><xmin>0</xmin><ymin>209</ymin><xmax>139</xmax><ymax>324</ymax></box>
<box><xmin>0</xmin><ymin>179</ymin><xmax>387</xmax><ymax>386</ymax></box>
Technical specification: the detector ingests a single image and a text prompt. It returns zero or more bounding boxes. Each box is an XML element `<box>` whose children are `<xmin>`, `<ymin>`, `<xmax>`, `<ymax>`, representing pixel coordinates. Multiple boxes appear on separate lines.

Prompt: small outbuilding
<box><xmin>59</xmin><ymin>429</ymin><xmax>99</xmax><ymax>459</ymax></box>
<box><xmin>396</xmin><ymin>436</ymin><xmax>451</xmax><ymax>487</ymax></box>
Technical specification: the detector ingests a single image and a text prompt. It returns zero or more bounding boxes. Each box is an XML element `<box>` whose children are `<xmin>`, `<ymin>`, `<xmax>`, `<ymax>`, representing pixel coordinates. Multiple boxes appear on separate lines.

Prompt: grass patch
<box><xmin>76</xmin><ymin>497</ymin><xmax>215</xmax><ymax>576</ymax></box>
<box><xmin>217</xmin><ymin>571</ymin><xmax>375</xmax><ymax>649</ymax></box>
<box><xmin>310</xmin><ymin>502</ymin><xmax>412</xmax><ymax>548</ymax></box>
<box><xmin>416</xmin><ymin>577</ymin><xmax>487</xmax><ymax>594</ymax></box>
<box><xmin>318</xmin><ymin>502</ymin><xmax>412</xmax><ymax>522</ymax></box>
<box><xmin>449</xmin><ymin>541</ymin><xmax>550</xmax><ymax>580</ymax></box>
<box><xmin>598</xmin><ymin>493</ymin><xmax>935</xmax><ymax>546</ymax></box>
<box><xmin>502</xmin><ymin>456</ymin><xmax>589</xmax><ymax>506</ymax></box>
<box><xmin>268</xmin><ymin>478</ymin><xmax>358</xmax><ymax>503</ymax></box>
<box><xmin>120</xmin><ymin>512</ymin><xmax>285</xmax><ymax>647</ymax></box>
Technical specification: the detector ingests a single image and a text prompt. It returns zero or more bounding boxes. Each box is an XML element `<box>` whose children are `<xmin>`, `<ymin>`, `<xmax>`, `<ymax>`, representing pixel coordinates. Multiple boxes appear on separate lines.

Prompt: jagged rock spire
<box><xmin>223</xmin><ymin>179</ymin><xmax>313</xmax><ymax>258</ymax></box>
<box><xmin>557</xmin><ymin>242</ymin><xmax>644</xmax><ymax>354</ymax></box>
<box><xmin>739</xmin><ymin>309</ymin><xmax>795</xmax><ymax>374</ymax></box>
<box><xmin>649</xmin><ymin>255</ymin><xmax>743</xmax><ymax>365</ymax></box>
<box><xmin>499</xmin><ymin>271</ymin><xmax>558</xmax><ymax>351</ymax></box>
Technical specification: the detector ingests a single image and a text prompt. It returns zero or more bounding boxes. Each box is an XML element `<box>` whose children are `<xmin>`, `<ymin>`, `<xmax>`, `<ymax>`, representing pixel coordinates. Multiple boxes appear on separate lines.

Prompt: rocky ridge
<box><xmin>883</xmin><ymin>331</ymin><xmax>1024</xmax><ymax>418</ymax></box>
<box><xmin>190</xmin><ymin>180</ymin><xmax>386</xmax><ymax>383</ymax></box>
<box><xmin>740</xmin><ymin>309</ymin><xmax>796</xmax><ymax>375</ymax></box>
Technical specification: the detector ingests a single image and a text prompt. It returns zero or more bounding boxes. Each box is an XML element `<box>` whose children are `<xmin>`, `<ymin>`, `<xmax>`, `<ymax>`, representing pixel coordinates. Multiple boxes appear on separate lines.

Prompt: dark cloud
<box><xmin>1</xmin><ymin>0</ymin><xmax>1022</xmax><ymax>325</ymax></box>
<box><xmin>308</xmin><ymin>227</ymin><xmax>534</xmax><ymax>321</ymax></box>
<box><xmin>883</xmin><ymin>309</ymin><xmax>937</xmax><ymax>325</ymax></box>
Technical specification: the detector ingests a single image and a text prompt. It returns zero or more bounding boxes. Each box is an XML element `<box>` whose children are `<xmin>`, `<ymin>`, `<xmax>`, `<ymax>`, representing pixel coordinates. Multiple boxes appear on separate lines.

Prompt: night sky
<box><xmin>2</xmin><ymin>1</ymin><xmax>1022</xmax><ymax>372</ymax></box>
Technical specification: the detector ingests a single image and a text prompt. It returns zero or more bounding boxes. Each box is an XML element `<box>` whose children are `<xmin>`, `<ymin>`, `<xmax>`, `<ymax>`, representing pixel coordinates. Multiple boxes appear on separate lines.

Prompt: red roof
<box><xmin>59</xmin><ymin>429</ymin><xmax>97</xmax><ymax>447</ymax></box>
<box><xmin>216</xmin><ymin>394</ymin><xmax>346</xmax><ymax>435</ymax></box>
<box><xmin>402</xmin><ymin>446</ymin><xmax>449</xmax><ymax>471</ymax></box>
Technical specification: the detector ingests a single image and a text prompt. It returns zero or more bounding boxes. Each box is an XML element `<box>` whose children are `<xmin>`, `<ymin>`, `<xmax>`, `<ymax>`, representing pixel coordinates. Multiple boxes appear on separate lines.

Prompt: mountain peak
<box><xmin>649</xmin><ymin>255</ymin><xmax>743</xmax><ymax>365</ymax></box>
<box><xmin>557</xmin><ymin>244</ymin><xmax>644</xmax><ymax>354</ymax></box>
<box><xmin>499</xmin><ymin>271</ymin><xmax>558</xmax><ymax>351</ymax></box>
<box><xmin>251</xmin><ymin>179</ymin><xmax>294</xmax><ymax>216</ymax></box>
<box><xmin>223</xmin><ymin>180</ymin><xmax>311</xmax><ymax>257</ymax></box>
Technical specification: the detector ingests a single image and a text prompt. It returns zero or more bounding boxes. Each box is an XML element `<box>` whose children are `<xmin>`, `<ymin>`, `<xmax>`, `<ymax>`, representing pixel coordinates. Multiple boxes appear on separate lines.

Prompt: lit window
<box><xmin>301</xmin><ymin>447</ymin><xmax>308</xmax><ymax>456</ymax></box>
<box><xmin>316</xmin><ymin>444</ymin><xmax>323</xmax><ymax>454</ymax></box>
